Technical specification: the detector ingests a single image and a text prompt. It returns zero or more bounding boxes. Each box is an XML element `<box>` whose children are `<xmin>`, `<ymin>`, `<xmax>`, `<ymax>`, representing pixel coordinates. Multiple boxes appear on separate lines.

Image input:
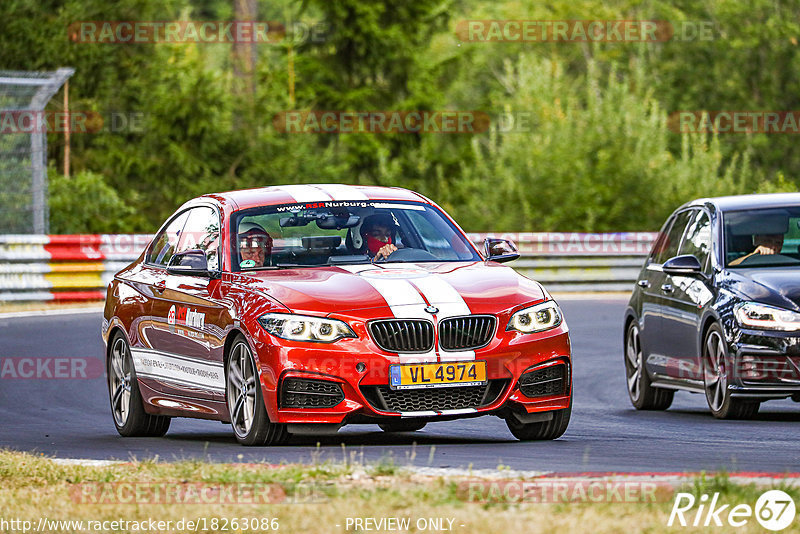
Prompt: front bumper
<box><xmin>249</xmin><ymin>321</ymin><xmax>572</xmax><ymax>425</ymax></box>
<box><xmin>728</xmin><ymin>329</ymin><xmax>800</xmax><ymax>398</ymax></box>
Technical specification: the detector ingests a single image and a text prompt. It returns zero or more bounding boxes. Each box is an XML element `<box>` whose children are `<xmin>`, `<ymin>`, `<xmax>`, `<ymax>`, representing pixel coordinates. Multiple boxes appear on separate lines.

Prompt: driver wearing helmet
<box><xmin>361</xmin><ymin>214</ymin><xmax>400</xmax><ymax>261</ymax></box>
<box><xmin>238</xmin><ymin>222</ymin><xmax>273</xmax><ymax>268</ymax></box>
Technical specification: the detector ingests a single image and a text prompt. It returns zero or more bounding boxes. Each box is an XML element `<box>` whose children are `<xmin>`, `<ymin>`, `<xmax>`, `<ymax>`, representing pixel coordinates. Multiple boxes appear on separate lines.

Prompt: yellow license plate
<box><xmin>389</xmin><ymin>361</ymin><xmax>487</xmax><ymax>390</ymax></box>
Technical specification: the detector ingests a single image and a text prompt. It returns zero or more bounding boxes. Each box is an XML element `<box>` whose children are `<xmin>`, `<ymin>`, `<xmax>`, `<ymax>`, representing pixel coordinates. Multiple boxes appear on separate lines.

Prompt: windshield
<box><xmin>230</xmin><ymin>200</ymin><xmax>480</xmax><ymax>270</ymax></box>
<box><xmin>724</xmin><ymin>206</ymin><xmax>800</xmax><ymax>268</ymax></box>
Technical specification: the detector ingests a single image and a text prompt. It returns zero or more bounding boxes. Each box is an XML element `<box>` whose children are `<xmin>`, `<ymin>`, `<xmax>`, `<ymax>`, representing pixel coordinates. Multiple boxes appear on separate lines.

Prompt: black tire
<box><xmin>107</xmin><ymin>332</ymin><xmax>171</xmax><ymax>437</ymax></box>
<box><xmin>378</xmin><ymin>420</ymin><xmax>427</xmax><ymax>433</ymax></box>
<box><xmin>625</xmin><ymin>321</ymin><xmax>674</xmax><ymax>410</ymax></box>
<box><xmin>506</xmin><ymin>400</ymin><xmax>571</xmax><ymax>441</ymax></box>
<box><xmin>226</xmin><ymin>335</ymin><xmax>289</xmax><ymax>446</ymax></box>
<box><xmin>702</xmin><ymin>323</ymin><xmax>760</xmax><ymax>419</ymax></box>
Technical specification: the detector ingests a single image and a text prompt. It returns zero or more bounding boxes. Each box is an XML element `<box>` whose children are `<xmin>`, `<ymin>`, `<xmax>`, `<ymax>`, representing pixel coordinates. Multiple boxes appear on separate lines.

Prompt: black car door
<box><xmin>660</xmin><ymin>209</ymin><xmax>715</xmax><ymax>382</ymax></box>
<box><xmin>642</xmin><ymin>209</ymin><xmax>695</xmax><ymax>377</ymax></box>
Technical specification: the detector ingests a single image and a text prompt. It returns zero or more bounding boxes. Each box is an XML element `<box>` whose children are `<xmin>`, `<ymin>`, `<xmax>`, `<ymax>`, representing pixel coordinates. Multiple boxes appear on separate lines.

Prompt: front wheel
<box><xmin>226</xmin><ymin>336</ymin><xmax>289</xmax><ymax>446</ymax></box>
<box><xmin>107</xmin><ymin>333</ymin><xmax>170</xmax><ymax>437</ymax></box>
<box><xmin>624</xmin><ymin>321</ymin><xmax>673</xmax><ymax>410</ymax></box>
<box><xmin>703</xmin><ymin>324</ymin><xmax>760</xmax><ymax>419</ymax></box>
<box><xmin>506</xmin><ymin>402</ymin><xmax>571</xmax><ymax>441</ymax></box>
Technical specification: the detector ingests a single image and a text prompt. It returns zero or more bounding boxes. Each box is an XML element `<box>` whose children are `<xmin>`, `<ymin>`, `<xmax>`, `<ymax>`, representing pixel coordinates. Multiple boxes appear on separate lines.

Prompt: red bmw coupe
<box><xmin>102</xmin><ymin>184</ymin><xmax>572</xmax><ymax>445</ymax></box>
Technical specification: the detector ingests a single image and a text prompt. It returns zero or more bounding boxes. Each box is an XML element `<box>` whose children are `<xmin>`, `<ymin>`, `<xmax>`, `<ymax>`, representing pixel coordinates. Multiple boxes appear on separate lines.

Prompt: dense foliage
<box><xmin>0</xmin><ymin>0</ymin><xmax>796</xmax><ymax>233</ymax></box>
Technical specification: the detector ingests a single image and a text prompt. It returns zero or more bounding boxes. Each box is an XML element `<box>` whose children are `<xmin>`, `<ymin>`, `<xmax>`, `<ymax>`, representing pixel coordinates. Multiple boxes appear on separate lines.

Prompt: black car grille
<box><xmin>280</xmin><ymin>378</ymin><xmax>344</xmax><ymax>408</ymax></box>
<box><xmin>360</xmin><ymin>380</ymin><xmax>507</xmax><ymax>413</ymax></box>
<box><xmin>439</xmin><ymin>315</ymin><xmax>496</xmax><ymax>351</ymax></box>
<box><xmin>519</xmin><ymin>364</ymin><xmax>567</xmax><ymax>398</ymax></box>
<box><xmin>369</xmin><ymin>319</ymin><xmax>434</xmax><ymax>353</ymax></box>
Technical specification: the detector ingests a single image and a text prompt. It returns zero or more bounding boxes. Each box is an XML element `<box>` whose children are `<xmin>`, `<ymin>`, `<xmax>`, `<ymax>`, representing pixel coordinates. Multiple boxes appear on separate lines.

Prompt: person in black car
<box><xmin>729</xmin><ymin>233</ymin><xmax>784</xmax><ymax>266</ymax></box>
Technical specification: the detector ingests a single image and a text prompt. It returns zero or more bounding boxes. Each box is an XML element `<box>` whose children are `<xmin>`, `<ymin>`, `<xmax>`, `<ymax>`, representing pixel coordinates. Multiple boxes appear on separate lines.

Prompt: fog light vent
<box><xmin>280</xmin><ymin>378</ymin><xmax>344</xmax><ymax>408</ymax></box>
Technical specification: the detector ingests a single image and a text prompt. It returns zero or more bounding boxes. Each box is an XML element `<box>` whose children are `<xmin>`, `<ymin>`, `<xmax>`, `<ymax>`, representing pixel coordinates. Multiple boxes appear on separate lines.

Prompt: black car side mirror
<box><xmin>662</xmin><ymin>254</ymin><xmax>703</xmax><ymax>276</ymax></box>
<box><xmin>167</xmin><ymin>249</ymin><xmax>215</xmax><ymax>277</ymax></box>
<box><xmin>483</xmin><ymin>238</ymin><xmax>521</xmax><ymax>263</ymax></box>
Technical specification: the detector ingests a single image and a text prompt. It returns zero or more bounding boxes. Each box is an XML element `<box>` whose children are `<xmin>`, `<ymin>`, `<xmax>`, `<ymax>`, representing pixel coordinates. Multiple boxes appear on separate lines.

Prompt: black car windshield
<box><xmin>724</xmin><ymin>206</ymin><xmax>800</xmax><ymax>268</ymax></box>
<box><xmin>230</xmin><ymin>200</ymin><xmax>480</xmax><ymax>270</ymax></box>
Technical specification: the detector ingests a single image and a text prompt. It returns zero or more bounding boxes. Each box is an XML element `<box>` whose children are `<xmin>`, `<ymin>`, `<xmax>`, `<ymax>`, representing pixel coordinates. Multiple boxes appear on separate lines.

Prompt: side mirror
<box><xmin>662</xmin><ymin>254</ymin><xmax>703</xmax><ymax>276</ymax></box>
<box><xmin>167</xmin><ymin>249</ymin><xmax>213</xmax><ymax>277</ymax></box>
<box><xmin>483</xmin><ymin>238</ymin><xmax>520</xmax><ymax>264</ymax></box>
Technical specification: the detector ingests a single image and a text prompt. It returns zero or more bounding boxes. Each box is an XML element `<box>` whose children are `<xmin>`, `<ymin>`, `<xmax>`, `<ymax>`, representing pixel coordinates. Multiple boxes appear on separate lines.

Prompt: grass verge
<box><xmin>0</xmin><ymin>450</ymin><xmax>798</xmax><ymax>533</ymax></box>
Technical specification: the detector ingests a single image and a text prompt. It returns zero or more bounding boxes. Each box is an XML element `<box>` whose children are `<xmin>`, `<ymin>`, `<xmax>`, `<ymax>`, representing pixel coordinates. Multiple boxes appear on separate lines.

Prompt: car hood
<box><xmin>724</xmin><ymin>267</ymin><xmax>800</xmax><ymax>311</ymax></box>
<box><xmin>235</xmin><ymin>262</ymin><xmax>546</xmax><ymax>317</ymax></box>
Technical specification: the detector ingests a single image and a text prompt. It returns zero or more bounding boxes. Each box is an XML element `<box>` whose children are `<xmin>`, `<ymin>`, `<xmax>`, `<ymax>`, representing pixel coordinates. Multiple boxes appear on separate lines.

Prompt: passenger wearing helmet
<box><xmin>361</xmin><ymin>214</ymin><xmax>399</xmax><ymax>261</ymax></box>
<box><xmin>238</xmin><ymin>222</ymin><xmax>273</xmax><ymax>268</ymax></box>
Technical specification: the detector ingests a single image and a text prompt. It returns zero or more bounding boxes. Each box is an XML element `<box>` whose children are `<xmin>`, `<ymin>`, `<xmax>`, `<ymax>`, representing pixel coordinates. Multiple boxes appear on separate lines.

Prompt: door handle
<box><xmin>153</xmin><ymin>281</ymin><xmax>166</xmax><ymax>295</ymax></box>
<box><xmin>661</xmin><ymin>283</ymin><xmax>674</xmax><ymax>293</ymax></box>
<box><xmin>637</xmin><ymin>280</ymin><xmax>650</xmax><ymax>288</ymax></box>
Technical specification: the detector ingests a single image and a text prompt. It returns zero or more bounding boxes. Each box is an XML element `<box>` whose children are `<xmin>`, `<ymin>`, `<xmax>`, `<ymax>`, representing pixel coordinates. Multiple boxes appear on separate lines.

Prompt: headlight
<box><xmin>258</xmin><ymin>313</ymin><xmax>357</xmax><ymax>342</ymax></box>
<box><xmin>507</xmin><ymin>301</ymin><xmax>562</xmax><ymax>333</ymax></box>
<box><xmin>734</xmin><ymin>302</ymin><xmax>800</xmax><ymax>331</ymax></box>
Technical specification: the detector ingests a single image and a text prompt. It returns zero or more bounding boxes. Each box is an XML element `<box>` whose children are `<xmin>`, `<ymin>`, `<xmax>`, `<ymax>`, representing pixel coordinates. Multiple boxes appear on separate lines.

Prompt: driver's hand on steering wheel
<box><xmin>374</xmin><ymin>243</ymin><xmax>398</xmax><ymax>261</ymax></box>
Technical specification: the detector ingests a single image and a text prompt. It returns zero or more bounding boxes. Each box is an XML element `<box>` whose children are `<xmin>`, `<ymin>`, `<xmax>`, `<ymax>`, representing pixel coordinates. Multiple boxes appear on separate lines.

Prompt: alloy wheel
<box><xmin>704</xmin><ymin>329</ymin><xmax>728</xmax><ymax>412</ymax></box>
<box><xmin>109</xmin><ymin>336</ymin><xmax>132</xmax><ymax>427</ymax></box>
<box><xmin>625</xmin><ymin>324</ymin><xmax>643</xmax><ymax>402</ymax></box>
<box><xmin>227</xmin><ymin>341</ymin><xmax>257</xmax><ymax>438</ymax></box>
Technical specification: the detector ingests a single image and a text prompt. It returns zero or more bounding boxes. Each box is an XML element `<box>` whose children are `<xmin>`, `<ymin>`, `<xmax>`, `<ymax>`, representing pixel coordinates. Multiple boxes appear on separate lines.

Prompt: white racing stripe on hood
<box><xmin>409</xmin><ymin>274</ymin><xmax>476</xmax><ymax>362</ymax></box>
<box><xmin>314</xmin><ymin>184</ymin><xmax>369</xmax><ymax>201</ymax></box>
<box><xmin>278</xmin><ymin>184</ymin><xmax>333</xmax><ymax>203</ymax></box>
<box><xmin>338</xmin><ymin>265</ymin><xmax>437</xmax><ymax>363</ymax></box>
<box><xmin>339</xmin><ymin>264</ymin><xmax>477</xmax><ymax>362</ymax></box>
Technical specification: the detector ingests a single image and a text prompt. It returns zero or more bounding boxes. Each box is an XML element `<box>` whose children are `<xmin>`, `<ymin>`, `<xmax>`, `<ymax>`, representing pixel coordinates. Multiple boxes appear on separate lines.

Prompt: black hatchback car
<box><xmin>624</xmin><ymin>193</ymin><xmax>800</xmax><ymax>418</ymax></box>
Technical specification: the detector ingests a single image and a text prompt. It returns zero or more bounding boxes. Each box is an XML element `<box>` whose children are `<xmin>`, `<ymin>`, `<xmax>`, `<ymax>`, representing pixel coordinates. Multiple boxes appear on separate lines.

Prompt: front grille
<box><xmin>439</xmin><ymin>315</ymin><xmax>496</xmax><ymax>351</ymax></box>
<box><xmin>280</xmin><ymin>378</ymin><xmax>344</xmax><ymax>408</ymax></box>
<box><xmin>519</xmin><ymin>364</ymin><xmax>567</xmax><ymax>398</ymax></box>
<box><xmin>360</xmin><ymin>380</ymin><xmax>507</xmax><ymax>413</ymax></box>
<box><xmin>369</xmin><ymin>319</ymin><xmax>434</xmax><ymax>353</ymax></box>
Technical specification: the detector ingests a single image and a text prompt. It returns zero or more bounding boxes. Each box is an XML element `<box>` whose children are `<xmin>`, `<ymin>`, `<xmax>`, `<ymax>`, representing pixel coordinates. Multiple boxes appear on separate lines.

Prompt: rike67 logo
<box><xmin>167</xmin><ymin>305</ymin><xmax>205</xmax><ymax>329</ymax></box>
<box><xmin>669</xmin><ymin>490</ymin><xmax>796</xmax><ymax>530</ymax></box>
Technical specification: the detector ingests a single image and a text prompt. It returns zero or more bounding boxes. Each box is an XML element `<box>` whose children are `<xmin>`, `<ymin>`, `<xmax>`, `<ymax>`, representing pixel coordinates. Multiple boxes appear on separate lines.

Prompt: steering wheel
<box><xmin>734</xmin><ymin>253</ymin><xmax>796</xmax><ymax>266</ymax></box>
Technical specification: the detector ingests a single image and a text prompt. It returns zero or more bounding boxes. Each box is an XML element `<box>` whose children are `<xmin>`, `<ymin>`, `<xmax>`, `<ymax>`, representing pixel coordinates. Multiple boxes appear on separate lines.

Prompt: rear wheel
<box><xmin>703</xmin><ymin>324</ymin><xmax>760</xmax><ymax>419</ymax></box>
<box><xmin>506</xmin><ymin>401</ymin><xmax>571</xmax><ymax>441</ymax></box>
<box><xmin>625</xmin><ymin>321</ymin><xmax>673</xmax><ymax>410</ymax></box>
<box><xmin>107</xmin><ymin>333</ymin><xmax>170</xmax><ymax>437</ymax></box>
<box><xmin>226</xmin><ymin>336</ymin><xmax>289</xmax><ymax>446</ymax></box>
<box><xmin>378</xmin><ymin>420</ymin><xmax>427</xmax><ymax>433</ymax></box>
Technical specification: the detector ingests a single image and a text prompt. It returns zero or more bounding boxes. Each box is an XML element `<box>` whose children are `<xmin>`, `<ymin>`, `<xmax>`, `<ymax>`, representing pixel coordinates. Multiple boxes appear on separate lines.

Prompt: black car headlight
<box><xmin>734</xmin><ymin>302</ymin><xmax>800</xmax><ymax>331</ymax></box>
<box><xmin>258</xmin><ymin>313</ymin><xmax>357</xmax><ymax>342</ymax></box>
<box><xmin>507</xmin><ymin>301</ymin><xmax>562</xmax><ymax>333</ymax></box>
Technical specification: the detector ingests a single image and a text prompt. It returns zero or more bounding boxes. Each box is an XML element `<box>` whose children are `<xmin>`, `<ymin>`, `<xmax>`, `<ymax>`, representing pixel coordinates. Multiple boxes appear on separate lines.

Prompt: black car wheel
<box><xmin>703</xmin><ymin>324</ymin><xmax>760</xmax><ymax>419</ymax></box>
<box><xmin>107</xmin><ymin>332</ymin><xmax>171</xmax><ymax>437</ymax></box>
<box><xmin>506</xmin><ymin>400</ymin><xmax>571</xmax><ymax>441</ymax></box>
<box><xmin>226</xmin><ymin>335</ymin><xmax>289</xmax><ymax>446</ymax></box>
<box><xmin>378</xmin><ymin>420</ymin><xmax>427</xmax><ymax>433</ymax></box>
<box><xmin>625</xmin><ymin>321</ymin><xmax>673</xmax><ymax>410</ymax></box>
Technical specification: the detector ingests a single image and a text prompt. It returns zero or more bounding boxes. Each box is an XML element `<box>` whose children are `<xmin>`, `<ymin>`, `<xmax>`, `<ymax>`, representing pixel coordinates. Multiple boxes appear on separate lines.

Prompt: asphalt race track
<box><xmin>1</xmin><ymin>299</ymin><xmax>799</xmax><ymax>472</ymax></box>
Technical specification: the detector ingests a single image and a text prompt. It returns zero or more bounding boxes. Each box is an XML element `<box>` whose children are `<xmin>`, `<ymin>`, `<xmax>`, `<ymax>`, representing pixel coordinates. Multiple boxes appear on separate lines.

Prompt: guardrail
<box><xmin>0</xmin><ymin>235</ymin><xmax>151</xmax><ymax>302</ymax></box>
<box><xmin>0</xmin><ymin>232</ymin><xmax>656</xmax><ymax>302</ymax></box>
